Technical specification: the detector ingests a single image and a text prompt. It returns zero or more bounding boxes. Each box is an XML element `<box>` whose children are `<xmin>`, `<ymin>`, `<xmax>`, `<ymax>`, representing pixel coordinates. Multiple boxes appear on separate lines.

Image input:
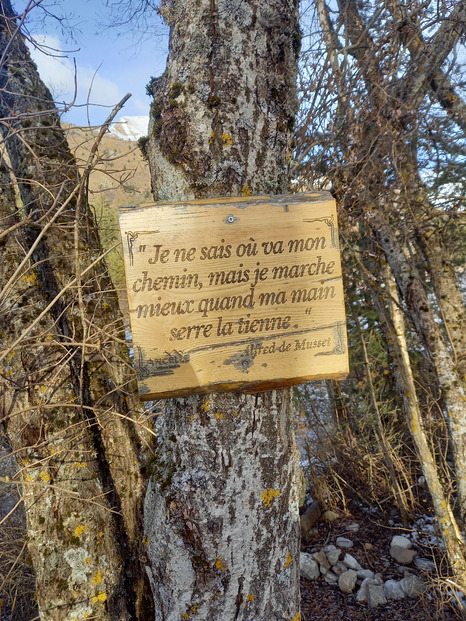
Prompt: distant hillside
<box><xmin>63</xmin><ymin>121</ymin><xmax>151</xmax><ymax>205</ymax></box>
<box><xmin>63</xmin><ymin>122</ymin><xmax>152</xmax><ymax>309</ymax></box>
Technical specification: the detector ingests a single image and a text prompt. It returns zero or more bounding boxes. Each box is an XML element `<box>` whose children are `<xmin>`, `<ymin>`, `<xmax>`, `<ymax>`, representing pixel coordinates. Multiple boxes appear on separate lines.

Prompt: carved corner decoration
<box><xmin>119</xmin><ymin>192</ymin><xmax>349</xmax><ymax>400</ymax></box>
<box><xmin>316</xmin><ymin>322</ymin><xmax>347</xmax><ymax>356</ymax></box>
<box><xmin>303</xmin><ymin>214</ymin><xmax>338</xmax><ymax>248</ymax></box>
<box><xmin>125</xmin><ymin>230</ymin><xmax>160</xmax><ymax>266</ymax></box>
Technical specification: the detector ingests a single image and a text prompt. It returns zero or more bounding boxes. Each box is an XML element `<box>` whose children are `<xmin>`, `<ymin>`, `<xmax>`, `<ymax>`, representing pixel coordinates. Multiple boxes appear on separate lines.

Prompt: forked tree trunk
<box><xmin>315</xmin><ymin>0</ymin><xmax>466</xmax><ymax>527</ymax></box>
<box><xmin>366</xmin><ymin>209</ymin><xmax>466</xmax><ymax>524</ymax></box>
<box><xmin>0</xmin><ymin>2</ymin><xmax>153</xmax><ymax>618</ymax></box>
<box><xmin>144</xmin><ymin>1</ymin><xmax>302</xmax><ymax>619</ymax></box>
<box><xmin>378</xmin><ymin>260</ymin><xmax>466</xmax><ymax>585</ymax></box>
<box><xmin>383</xmin><ymin>263</ymin><xmax>466</xmax><ymax>586</ymax></box>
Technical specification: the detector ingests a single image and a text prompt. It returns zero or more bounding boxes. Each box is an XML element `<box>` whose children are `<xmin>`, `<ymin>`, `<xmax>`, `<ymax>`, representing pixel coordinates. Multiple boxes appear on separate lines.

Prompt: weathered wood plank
<box><xmin>119</xmin><ymin>192</ymin><xmax>348</xmax><ymax>399</ymax></box>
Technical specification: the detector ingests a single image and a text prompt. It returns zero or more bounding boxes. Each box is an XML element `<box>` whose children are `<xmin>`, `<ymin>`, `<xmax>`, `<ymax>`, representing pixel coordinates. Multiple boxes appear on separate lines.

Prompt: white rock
<box><xmin>313</xmin><ymin>549</ymin><xmax>331</xmax><ymax>570</ymax></box>
<box><xmin>390</xmin><ymin>545</ymin><xmax>417</xmax><ymax>565</ymax></box>
<box><xmin>356</xmin><ymin>577</ymin><xmax>371</xmax><ymax>602</ymax></box>
<box><xmin>323</xmin><ymin>544</ymin><xmax>341</xmax><ymax>566</ymax></box>
<box><xmin>400</xmin><ymin>574</ymin><xmax>426</xmax><ymax>597</ymax></box>
<box><xmin>336</xmin><ymin>536</ymin><xmax>354</xmax><ymax>549</ymax></box>
<box><xmin>414</xmin><ymin>557</ymin><xmax>436</xmax><ymax>572</ymax></box>
<box><xmin>332</xmin><ymin>561</ymin><xmax>348</xmax><ymax>576</ymax></box>
<box><xmin>339</xmin><ymin>569</ymin><xmax>358</xmax><ymax>593</ymax></box>
<box><xmin>384</xmin><ymin>579</ymin><xmax>406</xmax><ymax>600</ymax></box>
<box><xmin>323</xmin><ymin>570</ymin><xmax>338</xmax><ymax>583</ymax></box>
<box><xmin>343</xmin><ymin>552</ymin><xmax>363</xmax><ymax>571</ymax></box>
<box><xmin>357</xmin><ymin>569</ymin><xmax>374</xmax><ymax>580</ymax></box>
<box><xmin>357</xmin><ymin>576</ymin><xmax>387</xmax><ymax>607</ymax></box>
<box><xmin>391</xmin><ymin>535</ymin><xmax>412</xmax><ymax>549</ymax></box>
<box><xmin>346</xmin><ymin>523</ymin><xmax>360</xmax><ymax>532</ymax></box>
<box><xmin>300</xmin><ymin>552</ymin><xmax>320</xmax><ymax>580</ymax></box>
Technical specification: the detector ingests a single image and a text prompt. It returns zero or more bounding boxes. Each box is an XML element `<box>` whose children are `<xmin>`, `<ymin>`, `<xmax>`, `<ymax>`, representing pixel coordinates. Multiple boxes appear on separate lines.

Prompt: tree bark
<box><xmin>144</xmin><ymin>1</ymin><xmax>302</xmax><ymax>619</ymax></box>
<box><xmin>0</xmin><ymin>2</ymin><xmax>153</xmax><ymax>618</ymax></box>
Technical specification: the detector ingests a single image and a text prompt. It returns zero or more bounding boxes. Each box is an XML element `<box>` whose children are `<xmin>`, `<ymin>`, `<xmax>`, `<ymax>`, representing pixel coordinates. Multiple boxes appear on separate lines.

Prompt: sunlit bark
<box><xmin>0</xmin><ymin>2</ymin><xmax>153</xmax><ymax>618</ymax></box>
<box><xmin>381</xmin><ymin>261</ymin><xmax>466</xmax><ymax>587</ymax></box>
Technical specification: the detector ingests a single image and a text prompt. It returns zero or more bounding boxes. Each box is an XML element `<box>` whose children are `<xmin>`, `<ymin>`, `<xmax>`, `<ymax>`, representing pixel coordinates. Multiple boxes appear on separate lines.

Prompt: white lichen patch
<box><xmin>64</xmin><ymin>547</ymin><xmax>93</xmax><ymax>584</ymax></box>
<box><xmin>67</xmin><ymin>603</ymin><xmax>93</xmax><ymax>620</ymax></box>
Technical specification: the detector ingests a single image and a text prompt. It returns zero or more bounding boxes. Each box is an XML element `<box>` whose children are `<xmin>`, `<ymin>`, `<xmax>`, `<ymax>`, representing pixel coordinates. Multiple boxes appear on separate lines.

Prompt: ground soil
<box><xmin>300</xmin><ymin>500</ymin><xmax>463</xmax><ymax>621</ymax></box>
<box><xmin>1</xmin><ymin>494</ymin><xmax>463</xmax><ymax>620</ymax></box>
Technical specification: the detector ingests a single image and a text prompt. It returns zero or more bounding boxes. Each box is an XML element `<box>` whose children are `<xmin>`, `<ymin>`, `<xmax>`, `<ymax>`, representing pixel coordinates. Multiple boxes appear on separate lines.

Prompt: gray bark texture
<box><xmin>144</xmin><ymin>1</ymin><xmax>302</xmax><ymax>620</ymax></box>
<box><xmin>0</xmin><ymin>2</ymin><xmax>154</xmax><ymax>618</ymax></box>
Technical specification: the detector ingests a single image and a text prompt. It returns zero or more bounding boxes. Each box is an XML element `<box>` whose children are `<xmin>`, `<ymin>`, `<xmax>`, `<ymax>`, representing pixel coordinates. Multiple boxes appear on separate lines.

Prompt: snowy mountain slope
<box><xmin>109</xmin><ymin>115</ymin><xmax>149</xmax><ymax>140</ymax></box>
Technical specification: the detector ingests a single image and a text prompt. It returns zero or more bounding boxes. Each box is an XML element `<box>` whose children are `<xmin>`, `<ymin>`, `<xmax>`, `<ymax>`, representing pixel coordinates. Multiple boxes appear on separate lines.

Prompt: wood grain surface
<box><xmin>119</xmin><ymin>192</ymin><xmax>348</xmax><ymax>399</ymax></box>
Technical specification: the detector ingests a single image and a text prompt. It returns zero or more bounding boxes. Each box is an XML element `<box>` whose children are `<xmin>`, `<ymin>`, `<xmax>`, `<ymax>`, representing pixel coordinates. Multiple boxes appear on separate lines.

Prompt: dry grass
<box><xmin>0</xmin><ymin>522</ymin><xmax>38</xmax><ymax>621</ymax></box>
<box><xmin>295</xmin><ymin>380</ymin><xmax>421</xmax><ymax>518</ymax></box>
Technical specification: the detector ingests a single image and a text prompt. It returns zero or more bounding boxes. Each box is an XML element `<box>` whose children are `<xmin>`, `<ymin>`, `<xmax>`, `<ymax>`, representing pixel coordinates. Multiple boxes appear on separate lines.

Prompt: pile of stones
<box><xmin>300</xmin><ymin>528</ymin><xmax>432</xmax><ymax>607</ymax></box>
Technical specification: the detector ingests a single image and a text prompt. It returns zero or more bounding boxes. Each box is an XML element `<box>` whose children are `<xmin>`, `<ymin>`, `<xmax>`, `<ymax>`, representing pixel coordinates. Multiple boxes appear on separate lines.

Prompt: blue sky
<box><xmin>16</xmin><ymin>0</ymin><xmax>168</xmax><ymax>126</ymax></box>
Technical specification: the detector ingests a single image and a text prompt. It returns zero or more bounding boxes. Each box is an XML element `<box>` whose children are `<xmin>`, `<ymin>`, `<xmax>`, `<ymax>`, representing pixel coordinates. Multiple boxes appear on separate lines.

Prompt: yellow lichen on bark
<box><xmin>283</xmin><ymin>552</ymin><xmax>292</xmax><ymax>569</ymax></box>
<box><xmin>74</xmin><ymin>524</ymin><xmax>87</xmax><ymax>537</ymax></box>
<box><xmin>92</xmin><ymin>570</ymin><xmax>103</xmax><ymax>585</ymax></box>
<box><xmin>221</xmin><ymin>133</ymin><xmax>233</xmax><ymax>146</ymax></box>
<box><xmin>215</xmin><ymin>557</ymin><xmax>227</xmax><ymax>571</ymax></box>
<box><xmin>260</xmin><ymin>489</ymin><xmax>280</xmax><ymax>507</ymax></box>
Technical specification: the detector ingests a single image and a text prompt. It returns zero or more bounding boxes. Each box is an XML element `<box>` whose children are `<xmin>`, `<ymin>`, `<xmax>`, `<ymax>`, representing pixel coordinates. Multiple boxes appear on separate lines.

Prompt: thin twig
<box><xmin>0</xmin><ymin>241</ymin><xmax>121</xmax><ymax>364</ymax></box>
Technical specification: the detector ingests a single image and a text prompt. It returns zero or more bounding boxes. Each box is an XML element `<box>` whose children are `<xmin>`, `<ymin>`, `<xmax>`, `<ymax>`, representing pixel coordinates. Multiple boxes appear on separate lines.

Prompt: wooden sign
<box><xmin>119</xmin><ymin>192</ymin><xmax>348</xmax><ymax>400</ymax></box>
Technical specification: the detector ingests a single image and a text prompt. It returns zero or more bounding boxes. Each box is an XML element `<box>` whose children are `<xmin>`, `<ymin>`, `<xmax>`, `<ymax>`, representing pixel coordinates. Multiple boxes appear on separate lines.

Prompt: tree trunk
<box><xmin>144</xmin><ymin>1</ymin><xmax>302</xmax><ymax>619</ymax></box>
<box><xmin>389</xmin><ymin>140</ymin><xmax>466</xmax><ymax>379</ymax></box>
<box><xmin>366</xmin><ymin>209</ymin><xmax>466</xmax><ymax>523</ymax></box>
<box><xmin>0</xmin><ymin>2</ymin><xmax>153</xmax><ymax>618</ymax></box>
<box><xmin>316</xmin><ymin>0</ymin><xmax>466</xmax><ymax>524</ymax></box>
<box><xmin>312</xmin><ymin>0</ymin><xmax>466</xmax><ymax>586</ymax></box>
<box><xmin>382</xmin><ymin>260</ymin><xmax>466</xmax><ymax>586</ymax></box>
